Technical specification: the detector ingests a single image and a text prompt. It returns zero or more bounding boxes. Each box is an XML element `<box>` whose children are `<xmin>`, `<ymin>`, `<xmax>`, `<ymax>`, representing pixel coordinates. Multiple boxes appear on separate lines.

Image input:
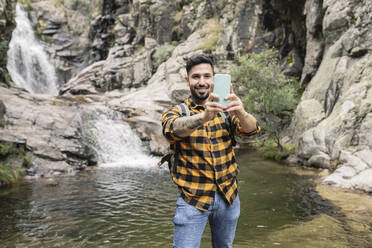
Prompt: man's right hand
<box><xmin>171</xmin><ymin>94</ymin><xmax>224</xmax><ymax>138</ymax></box>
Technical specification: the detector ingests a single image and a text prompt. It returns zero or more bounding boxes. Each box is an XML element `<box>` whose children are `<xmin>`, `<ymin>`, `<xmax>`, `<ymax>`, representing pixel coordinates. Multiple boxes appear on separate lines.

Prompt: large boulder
<box><xmin>0</xmin><ymin>87</ymin><xmax>101</xmax><ymax>177</ymax></box>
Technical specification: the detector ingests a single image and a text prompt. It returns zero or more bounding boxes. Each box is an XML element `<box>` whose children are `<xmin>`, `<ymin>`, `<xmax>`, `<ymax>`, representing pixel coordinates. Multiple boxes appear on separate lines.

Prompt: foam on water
<box><xmin>83</xmin><ymin>112</ymin><xmax>159</xmax><ymax>169</ymax></box>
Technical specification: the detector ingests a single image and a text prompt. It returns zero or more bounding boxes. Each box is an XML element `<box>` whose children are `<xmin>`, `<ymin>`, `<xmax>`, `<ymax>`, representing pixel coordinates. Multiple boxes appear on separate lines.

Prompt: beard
<box><xmin>190</xmin><ymin>86</ymin><xmax>210</xmax><ymax>103</ymax></box>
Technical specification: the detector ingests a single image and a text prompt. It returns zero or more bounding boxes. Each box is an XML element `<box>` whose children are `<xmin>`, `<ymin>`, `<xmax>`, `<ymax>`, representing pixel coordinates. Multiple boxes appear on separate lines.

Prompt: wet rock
<box><xmin>0</xmin><ymin>87</ymin><xmax>99</xmax><ymax>177</ymax></box>
<box><xmin>26</xmin><ymin>168</ymin><xmax>36</xmax><ymax>176</ymax></box>
<box><xmin>45</xmin><ymin>178</ymin><xmax>58</xmax><ymax>186</ymax></box>
<box><xmin>308</xmin><ymin>153</ymin><xmax>331</xmax><ymax>169</ymax></box>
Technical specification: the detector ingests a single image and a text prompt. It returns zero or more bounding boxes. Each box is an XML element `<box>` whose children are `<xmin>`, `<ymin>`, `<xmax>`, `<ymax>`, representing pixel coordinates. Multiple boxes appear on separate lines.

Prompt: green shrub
<box><xmin>232</xmin><ymin>48</ymin><xmax>301</xmax><ymax>149</ymax></box>
<box><xmin>0</xmin><ymin>142</ymin><xmax>26</xmax><ymax>160</ymax></box>
<box><xmin>256</xmin><ymin>139</ymin><xmax>295</xmax><ymax>161</ymax></box>
<box><xmin>0</xmin><ymin>143</ymin><xmax>15</xmax><ymax>157</ymax></box>
<box><xmin>0</xmin><ymin>164</ymin><xmax>26</xmax><ymax>186</ymax></box>
<box><xmin>152</xmin><ymin>43</ymin><xmax>175</xmax><ymax>68</ymax></box>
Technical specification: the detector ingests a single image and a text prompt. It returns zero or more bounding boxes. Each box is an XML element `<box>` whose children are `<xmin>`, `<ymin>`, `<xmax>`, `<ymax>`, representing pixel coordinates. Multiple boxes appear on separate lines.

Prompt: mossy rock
<box><xmin>0</xmin><ymin>164</ymin><xmax>26</xmax><ymax>187</ymax></box>
<box><xmin>0</xmin><ymin>140</ymin><xmax>29</xmax><ymax>168</ymax></box>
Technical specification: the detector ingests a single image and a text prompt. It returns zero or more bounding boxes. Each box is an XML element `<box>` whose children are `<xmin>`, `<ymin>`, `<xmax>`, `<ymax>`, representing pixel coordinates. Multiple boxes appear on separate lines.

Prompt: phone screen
<box><xmin>213</xmin><ymin>74</ymin><xmax>231</xmax><ymax>107</ymax></box>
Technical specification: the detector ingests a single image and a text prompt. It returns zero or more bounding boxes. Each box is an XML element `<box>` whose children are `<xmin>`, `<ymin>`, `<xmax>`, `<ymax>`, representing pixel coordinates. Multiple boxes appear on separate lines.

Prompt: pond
<box><xmin>0</xmin><ymin>151</ymin><xmax>371</xmax><ymax>247</ymax></box>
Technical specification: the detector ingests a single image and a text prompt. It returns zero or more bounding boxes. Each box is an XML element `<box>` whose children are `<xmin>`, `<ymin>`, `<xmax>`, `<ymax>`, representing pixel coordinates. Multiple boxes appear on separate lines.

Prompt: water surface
<box><xmin>0</xmin><ymin>151</ymin><xmax>371</xmax><ymax>247</ymax></box>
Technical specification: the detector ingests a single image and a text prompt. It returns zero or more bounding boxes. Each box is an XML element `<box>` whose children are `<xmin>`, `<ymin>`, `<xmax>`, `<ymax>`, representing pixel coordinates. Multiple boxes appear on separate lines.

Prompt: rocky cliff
<box><xmin>0</xmin><ymin>0</ymin><xmax>15</xmax><ymax>85</ymax></box>
<box><xmin>0</xmin><ymin>0</ymin><xmax>371</xmax><ymax>192</ymax></box>
<box><xmin>290</xmin><ymin>0</ymin><xmax>372</xmax><ymax>192</ymax></box>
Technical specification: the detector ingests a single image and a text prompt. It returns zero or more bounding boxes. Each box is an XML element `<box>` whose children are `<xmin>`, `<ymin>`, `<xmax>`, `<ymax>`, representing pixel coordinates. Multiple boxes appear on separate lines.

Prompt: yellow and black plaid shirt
<box><xmin>162</xmin><ymin>97</ymin><xmax>260</xmax><ymax>211</ymax></box>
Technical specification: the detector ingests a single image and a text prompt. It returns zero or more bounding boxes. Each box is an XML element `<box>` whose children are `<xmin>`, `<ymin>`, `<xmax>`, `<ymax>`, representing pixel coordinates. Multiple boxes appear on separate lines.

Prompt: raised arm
<box><xmin>162</xmin><ymin>94</ymin><xmax>224</xmax><ymax>139</ymax></box>
<box><xmin>171</xmin><ymin>113</ymin><xmax>203</xmax><ymax>137</ymax></box>
<box><xmin>224</xmin><ymin>87</ymin><xmax>258</xmax><ymax>133</ymax></box>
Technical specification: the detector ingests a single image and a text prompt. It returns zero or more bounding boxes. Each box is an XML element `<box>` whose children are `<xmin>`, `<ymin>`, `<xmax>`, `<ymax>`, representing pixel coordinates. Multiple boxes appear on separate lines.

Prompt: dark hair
<box><xmin>185</xmin><ymin>54</ymin><xmax>214</xmax><ymax>75</ymax></box>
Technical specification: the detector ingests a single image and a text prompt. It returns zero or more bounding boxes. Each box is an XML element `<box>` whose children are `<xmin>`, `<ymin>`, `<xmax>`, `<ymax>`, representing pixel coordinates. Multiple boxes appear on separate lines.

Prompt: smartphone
<box><xmin>213</xmin><ymin>74</ymin><xmax>231</xmax><ymax>107</ymax></box>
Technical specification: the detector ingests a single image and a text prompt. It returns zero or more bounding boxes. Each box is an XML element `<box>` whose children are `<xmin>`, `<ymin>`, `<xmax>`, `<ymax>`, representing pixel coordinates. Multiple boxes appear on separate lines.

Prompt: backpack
<box><xmin>158</xmin><ymin>103</ymin><xmax>236</xmax><ymax>170</ymax></box>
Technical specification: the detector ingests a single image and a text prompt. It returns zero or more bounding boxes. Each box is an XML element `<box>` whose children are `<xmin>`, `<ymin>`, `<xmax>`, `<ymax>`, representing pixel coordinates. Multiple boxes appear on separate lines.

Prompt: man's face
<box><xmin>185</xmin><ymin>63</ymin><xmax>214</xmax><ymax>104</ymax></box>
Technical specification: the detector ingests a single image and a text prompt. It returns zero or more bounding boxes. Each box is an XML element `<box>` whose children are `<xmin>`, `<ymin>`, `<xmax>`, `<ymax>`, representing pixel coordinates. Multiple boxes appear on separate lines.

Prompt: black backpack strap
<box><xmin>220</xmin><ymin>112</ymin><xmax>236</xmax><ymax>147</ymax></box>
<box><xmin>176</xmin><ymin>103</ymin><xmax>190</xmax><ymax>117</ymax></box>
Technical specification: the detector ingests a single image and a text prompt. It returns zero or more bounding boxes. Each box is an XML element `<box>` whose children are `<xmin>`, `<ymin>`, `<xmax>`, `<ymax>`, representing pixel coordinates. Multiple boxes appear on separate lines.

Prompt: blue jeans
<box><xmin>173</xmin><ymin>191</ymin><xmax>240</xmax><ymax>248</ymax></box>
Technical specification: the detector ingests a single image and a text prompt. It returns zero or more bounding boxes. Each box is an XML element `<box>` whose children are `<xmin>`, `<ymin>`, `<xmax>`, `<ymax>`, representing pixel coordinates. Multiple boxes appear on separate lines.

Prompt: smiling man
<box><xmin>161</xmin><ymin>54</ymin><xmax>260</xmax><ymax>248</ymax></box>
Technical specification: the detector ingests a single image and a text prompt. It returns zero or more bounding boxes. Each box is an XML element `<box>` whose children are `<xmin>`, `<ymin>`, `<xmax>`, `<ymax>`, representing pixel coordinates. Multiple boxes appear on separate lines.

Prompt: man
<box><xmin>161</xmin><ymin>54</ymin><xmax>260</xmax><ymax>248</ymax></box>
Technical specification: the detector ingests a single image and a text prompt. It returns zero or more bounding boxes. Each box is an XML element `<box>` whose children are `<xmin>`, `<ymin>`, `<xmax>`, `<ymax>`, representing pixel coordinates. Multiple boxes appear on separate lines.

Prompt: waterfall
<box><xmin>81</xmin><ymin>109</ymin><xmax>158</xmax><ymax>169</ymax></box>
<box><xmin>7</xmin><ymin>4</ymin><xmax>59</xmax><ymax>96</ymax></box>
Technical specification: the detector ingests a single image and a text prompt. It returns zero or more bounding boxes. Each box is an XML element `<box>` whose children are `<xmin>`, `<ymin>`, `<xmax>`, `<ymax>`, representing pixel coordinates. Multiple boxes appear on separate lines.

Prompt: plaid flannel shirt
<box><xmin>162</xmin><ymin>97</ymin><xmax>260</xmax><ymax>211</ymax></box>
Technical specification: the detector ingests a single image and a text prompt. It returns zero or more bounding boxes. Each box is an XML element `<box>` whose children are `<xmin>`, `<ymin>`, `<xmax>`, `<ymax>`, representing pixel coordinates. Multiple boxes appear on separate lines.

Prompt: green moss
<box><xmin>351</xmin><ymin>16</ymin><xmax>357</xmax><ymax>25</ymax></box>
<box><xmin>330</xmin><ymin>160</ymin><xmax>340</xmax><ymax>171</ymax></box>
<box><xmin>139</xmin><ymin>2</ymin><xmax>151</xmax><ymax>13</ymax></box>
<box><xmin>109</xmin><ymin>39</ymin><xmax>116</xmax><ymax>48</ymax></box>
<box><xmin>286</xmin><ymin>53</ymin><xmax>294</xmax><ymax>64</ymax></box>
<box><xmin>36</xmin><ymin>18</ymin><xmax>47</xmax><ymax>35</ymax></box>
<box><xmin>40</xmin><ymin>34</ymin><xmax>52</xmax><ymax>42</ymax></box>
<box><xmin>152</xmin><ymin>43</ymin><xmax>175</xmax><ymax>68</ymax></box>
<box><xmin>173</xmin><ymin>11</ymin><xmax>183</xmax><ymax>23</ymax></box>
<box><xmin>198</xmin><ymin>35</ymin><xmax>218</xmax><ymax>53</ymax></box>
<box><xmin>0</xmin><ymin>41</ymin><xmax>9</xmax><ymax>68</ymax></box>
<box><xmin>0</xmin><ymin>120</ymin><xmax>6</xmax><ymax>128</ymax></box>
<box><xmin>172</xmin><ymin>25</ymin><xmax>180</xmax><ymax>41</ymax></box>
<box><xmin>18</xmin><ymin>0</ymin><xmax>33</xmax><ymax>11</ymax></box>
<box><xmin>197</xmin><ymin>18</ymin><xmax>221</xmax><ymax>53</ymax></box>
<box><xmin>23</xmin><ymin>155</ymin><xmax>32</xmax><ymax>168</ymax></box>
<box><xmin>0</xmin><ymin>164</ymin><xmax>26</xmax><ymax>187</ymax></box>
<box><xmin>4</xmin><ymin>73</ymin><xmax>12</xmax><ymax>86</ymax></box>
<box><xmin>52</xmin><ymin>100</ymin><xmax>70</xmax><ymax>106</ymax></box>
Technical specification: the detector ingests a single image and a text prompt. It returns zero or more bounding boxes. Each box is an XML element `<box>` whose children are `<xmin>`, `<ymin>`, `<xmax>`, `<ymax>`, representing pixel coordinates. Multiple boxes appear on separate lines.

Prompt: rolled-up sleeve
<box><xmin>161</xmin><ymin>107</ymin><xmax>183</xmax><ymax>143</ymax></box>
<box><xmin>231</xmin><ymin>115</ymin><xmax>261</xmax><ymax>138</ymax></box>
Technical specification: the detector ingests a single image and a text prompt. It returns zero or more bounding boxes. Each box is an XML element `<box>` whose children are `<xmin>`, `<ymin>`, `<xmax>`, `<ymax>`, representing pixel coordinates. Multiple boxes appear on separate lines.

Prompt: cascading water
<box><xmin>7</xmin><ymin>4</ymin><xmax>59</xmax><ymax>95</ymax></box>
<box><xmin>81</xmin><ymin>108</ymin><xmax>158</xmax><ymax>169</ymax></box>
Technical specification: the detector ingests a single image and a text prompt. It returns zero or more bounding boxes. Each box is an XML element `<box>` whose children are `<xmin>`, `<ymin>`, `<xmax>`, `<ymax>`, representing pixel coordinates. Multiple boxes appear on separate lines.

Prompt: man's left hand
<box><xmin>223</xmin><ymin>86</ymin><xmax>246</xmax><ymax>119</ymax></box>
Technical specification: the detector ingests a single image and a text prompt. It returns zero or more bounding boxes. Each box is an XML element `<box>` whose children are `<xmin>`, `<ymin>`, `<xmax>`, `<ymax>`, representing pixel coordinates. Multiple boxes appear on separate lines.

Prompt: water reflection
<box><xmin>0</xmin><ymin>152</ymin><xmax>371</xmax><ymax>247</ymax></box>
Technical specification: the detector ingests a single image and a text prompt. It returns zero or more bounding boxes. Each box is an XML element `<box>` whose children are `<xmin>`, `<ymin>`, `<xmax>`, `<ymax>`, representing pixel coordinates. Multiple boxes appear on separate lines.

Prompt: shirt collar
<box><xmin>185</xmin><ymin>96</ymin><xmax>205</xmax><ymax>111</ymax></box>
